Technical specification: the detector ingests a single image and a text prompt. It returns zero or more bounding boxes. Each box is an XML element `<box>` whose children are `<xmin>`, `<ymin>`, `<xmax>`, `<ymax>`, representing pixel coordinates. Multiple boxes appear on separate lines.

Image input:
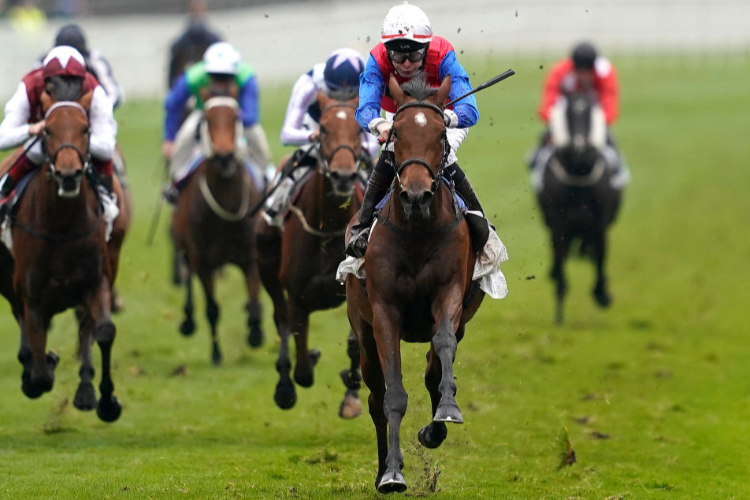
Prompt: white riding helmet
<box><xmin>381</xmin><ymin>2</ymin><xmax>432</xmax><ymax>52</ymax></box>
<box><xmin>203</xmin><ymin>42</ymin><xmax>241</xmax><ymax>75</ymax></box>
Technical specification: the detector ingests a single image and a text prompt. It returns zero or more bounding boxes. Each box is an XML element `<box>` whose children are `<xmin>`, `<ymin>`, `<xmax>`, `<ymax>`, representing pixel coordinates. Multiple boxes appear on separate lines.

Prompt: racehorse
<box><xmin>256</xmin><ymin>91</ymin><xmax>366</xmax><ymax>415</ymax></box>
<box><xmin>170</xmin><ymin>90</ymin><xmax>264</xmax><ymax>365</ymax></box>
<box><xmin>345</xmin><ymin>75</ymin><xmax>485</xmax><ymax>493</ymax></box>
<box><xmin>0</xmin><ymin>78</ymin><xmax>130</xmax><ymax>422</ymax></box>
<box><xmin>535</xmin><ymin>90</ymin><xmax>622</xmax><ymax>323</ymax></box>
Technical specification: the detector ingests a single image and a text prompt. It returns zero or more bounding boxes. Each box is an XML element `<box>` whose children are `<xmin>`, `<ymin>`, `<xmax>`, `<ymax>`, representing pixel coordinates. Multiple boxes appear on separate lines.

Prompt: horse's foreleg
<box><xmin>591</xmin><ymin>229</ymin><xmax>612</xmax><ymax>308</ymax></box>
<box><xmin>244</xmin><ymin>263</ymin><xmax>264</xmax><ymax>348</ymax></box>
<box><xmin>338</xmin><ymin>330</ymin><xmax>362</xmax><ymax>419</ymax></box>
<box><xmin>550</xmin><ymin>230</ymin><xmax>571</xmax><ymax>324</ymax></box>
<box><xmin>73</xmin><ymin>310</ymin><xmax>97</xmax><ymax>411</ymax></box>
<box><xmin>372</xmin><ymin>306</ymin><xmax>408</xmax><ymax>494</ymax></box>
<box><xmin>179</xmin><ymin>261</ymin><xmax>196</xmax><ymax>336</ymax></box>
<box><xmin>418</xmin><ymin>342</ymin><xmax>448</xmax><ymax>449</ymax></box>
<box><xmin>431</xmin><ymin>292</ymin><xmax>464</xmax><ymax>425</ymax></box>
<box><xmin>196</xmin><ymin>267</ymin><xmax>221</xmax><ymax>365</ymax></box>
<box><xmin>17</xmin><ymin>318</ymin><xmax>32</xmax><ymax>392</ymax></box>
<box><xmin>22</xmin><ymin>305</ymin><xmax>56</xmax><ymax>399</ymax></box>
<box><xmin>290</xmin><ymin>297</ymin><xmax>319</xmax><ymax>388</ymax></box>
<box><xmin>273</xmin><ymin>307</ymin><xmax>296</xmax><ymax>409</ymax></box>
<box><xmin>87</xmin><ymin>276</ymin><xmax>121</xmax><ymax>423</ymax></box>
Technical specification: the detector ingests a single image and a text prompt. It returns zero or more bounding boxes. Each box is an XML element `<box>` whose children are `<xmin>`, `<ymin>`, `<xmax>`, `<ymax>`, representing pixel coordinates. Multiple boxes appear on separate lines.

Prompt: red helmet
<box><xmin>42</xmin><ymin>46</ymin><xmax>87</xmax><ymax>80</ymax></box>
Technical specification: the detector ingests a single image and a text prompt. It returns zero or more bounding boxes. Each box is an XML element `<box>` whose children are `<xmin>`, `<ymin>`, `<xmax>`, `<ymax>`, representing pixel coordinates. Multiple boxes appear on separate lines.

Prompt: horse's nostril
<box><xmin>420</xmin><ymin>191</ymin><xmax>433</xmax><ymax>206</ymax></box>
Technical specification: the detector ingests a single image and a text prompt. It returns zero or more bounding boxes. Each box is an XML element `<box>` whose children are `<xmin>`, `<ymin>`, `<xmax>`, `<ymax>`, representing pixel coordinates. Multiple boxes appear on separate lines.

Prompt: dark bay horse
<box><xmin>536</xmin><ymin>91</ymin><xmax>622</xmax><ymax>323</ymax></box>
<box><xmin>256</xmin><ymin>92</ymin><xmax>366</xmax><ymax>415</ymax></box>
<box><xmin>2</xmin><ymin>86</ymin><xmax>130</xmax><ymax>422</ymax></box>
<box><xmin>171</xmin><ymin>94</ymin><xmax>264</xmax><ymax>365</ymax></box>
<box><xmin>345</xmin><ymin>75</ymin><xmax>485</xmax><ymax>493</ymax></box>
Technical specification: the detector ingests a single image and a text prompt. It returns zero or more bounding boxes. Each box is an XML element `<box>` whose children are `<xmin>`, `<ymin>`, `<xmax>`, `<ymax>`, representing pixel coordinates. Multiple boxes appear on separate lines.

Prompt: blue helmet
<box><xmin>323</xmin><ymin>48</ymin><xmax>365</xmax><ymax>91</ymax></box>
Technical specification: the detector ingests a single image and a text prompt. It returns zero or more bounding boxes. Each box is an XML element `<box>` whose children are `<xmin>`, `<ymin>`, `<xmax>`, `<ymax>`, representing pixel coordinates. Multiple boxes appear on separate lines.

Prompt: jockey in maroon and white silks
<box><xmin>0</xmin><ymin>46</ymin><xmax>117</xmax><ymax>206</ymax></box>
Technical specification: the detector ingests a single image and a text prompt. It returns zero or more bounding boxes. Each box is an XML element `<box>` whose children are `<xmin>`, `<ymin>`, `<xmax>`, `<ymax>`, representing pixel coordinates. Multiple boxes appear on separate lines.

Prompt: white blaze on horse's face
<box><xmin>414</xmin><ymin>112</ymin><xmax>427</xmax><ymax>127</ymax></box>
<box><xmin>336</xmin><ymin>110</ymin><xmax>347</xmax><ymax>120</ymax></box>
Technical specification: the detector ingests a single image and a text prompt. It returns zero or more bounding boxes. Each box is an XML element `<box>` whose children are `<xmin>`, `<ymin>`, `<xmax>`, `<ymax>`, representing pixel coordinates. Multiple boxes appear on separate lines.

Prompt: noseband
<box><xmin>385</xmin><ymin>101</ymin><xmax>450</xmax><ymax>194</ymax></box>
<box><xmin>316</xmin><ymin>102</ymin><xmax>364</xmax><ymax>177</ymax></box>
<box><xmin>43</xmin><ymin>101</ymin><xmax>91</xmax><ymax>173</ymax></box>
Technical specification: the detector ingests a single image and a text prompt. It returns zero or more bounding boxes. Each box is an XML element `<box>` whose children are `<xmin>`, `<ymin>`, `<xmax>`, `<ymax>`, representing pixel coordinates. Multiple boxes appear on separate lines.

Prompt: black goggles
<box><xmin>388</xmin><ymin>48</ymin><xmax>426</xmax><ymax>64</ymax></box>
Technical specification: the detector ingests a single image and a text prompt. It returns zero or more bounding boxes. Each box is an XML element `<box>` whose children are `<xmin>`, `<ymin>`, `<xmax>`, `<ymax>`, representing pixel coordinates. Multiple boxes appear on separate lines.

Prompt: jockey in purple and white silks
<box><xmin>345</xmin><ymin>2</ymin><xmax>486</xmax><ymax>258</ymax></box>
<box><xmin>263</xmin><ymin>48</ymin><xmax>379</xmax><ymax>227</ymax></box>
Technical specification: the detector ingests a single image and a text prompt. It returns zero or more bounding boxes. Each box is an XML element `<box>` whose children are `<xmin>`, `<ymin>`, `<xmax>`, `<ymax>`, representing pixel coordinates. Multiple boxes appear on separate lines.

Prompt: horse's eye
<box><xmin>44</xmin><ymin>127</ymin><xmax>51</xmax><ymax>136</ymax></box>
<box><xmin>83</xmin><ymin>127</ymin><xmax>90</xmax><ymax>135</ymax></box>
<box><xmin>319</xmin><ymin>126</ymin><xmax>326</xmax><ymax>135</ymax></box>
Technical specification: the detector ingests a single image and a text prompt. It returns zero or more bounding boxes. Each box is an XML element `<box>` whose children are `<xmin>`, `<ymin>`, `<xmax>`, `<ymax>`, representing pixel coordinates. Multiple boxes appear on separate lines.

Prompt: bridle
<box><xmin>42</xmin><ymin>101</ymin><xmax>91</xmax><ymax>175</ymax></box>
<box><xmin>315</xmin><ymin>102</ymin><xmax>366</xmax><ymax>176</ymax></box>
<box><xmin>384</xmin><ymin>101</ymin><xmax>450</xmax><ymax>195</ymax></box>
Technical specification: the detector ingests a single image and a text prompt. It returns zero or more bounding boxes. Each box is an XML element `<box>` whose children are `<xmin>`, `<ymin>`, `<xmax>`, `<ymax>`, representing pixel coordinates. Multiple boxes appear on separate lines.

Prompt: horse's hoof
<box><xmin>73</xmin><ymin>382</ymin><xmax>97</xmax><ymax>411</ymax></box>
<box><xmin>338</xmin><ymin>393</ymin><xmax>362</xmax><ymax>419</ymax></box>
<box><xmin>418</xmin><ymin>422</ymin><xmax>447</xmax><ymax>449</ymax></box>
<box><xmin>247</xmin><ymin>322</ymin><xmax>263</xmax><ymax>348</ymax></box>
<box><xmin>96</xmin><ymin>396</ymin><xmax>122</xmax><ymax>423</ymax></box>
<box><xmin>309</xmin><ymin>349</ymin><xmax>321</xmax><ymax>366</ymax></box>
<box><xmin>377</xmin><ymin>470</ymin><xmax>407</xmax><ymax>494</ymax></box>
<box><xmin>434</xmin><ymin>403</ymin><xmax>464</xmax><ymax>424</ymax></box>
<box><xmin>111</xmin><ymin>293</ymin><xmax>125</xmax><ymax>314</ymax></box>
<box><xmin>46</xmin><ymin>352</ymin><xmax>60</xmax><ymax>368</ymax></box>
<box><xmin>179</xmin><ymin>318</ymin><xmax>195</xmax><ymax>336</ymax></box>
<box><xmin>21</xmin><ymin>379</ymin><xmax>45</xmax><ymax>399</ymax></box>
<box><xmin>293</xmin><ymin>366</ymin><xmax>314</xmax><ymax>388</ymax></box>
<box><xmin>211</xmin><ymin>348</ymin><xmax>222</xmax><ymax>366</ymax></box>
<box><xmin>594</xmin><ymin>289</ymin><xmax>612</xmax><ymax>308</ymax></box>
<box><xmin>274</xmin><ymin>381</ymin><xmax>297</xmax><ymax>410</ymax></box>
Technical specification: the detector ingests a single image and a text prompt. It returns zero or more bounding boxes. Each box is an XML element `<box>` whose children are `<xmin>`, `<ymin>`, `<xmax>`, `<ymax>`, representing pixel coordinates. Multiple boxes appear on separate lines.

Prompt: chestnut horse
<box><xmin>256</xmin><ymin>92</ymin><xmax>365</xmax><ymax>414</ymax></box>
<box><xmin>170</xmin><ymin>94</ymin><xmax>264</xmax><ymax>365</ymax></box>
<box><xmin>1</xmin><ymin>84</ymin><xmax>130</xmax><ymax>422</ymax></box>
<box><xmin>345</xmin><ymin>75</ymin><xmax>485</xmax><ymax>493</ymax></box>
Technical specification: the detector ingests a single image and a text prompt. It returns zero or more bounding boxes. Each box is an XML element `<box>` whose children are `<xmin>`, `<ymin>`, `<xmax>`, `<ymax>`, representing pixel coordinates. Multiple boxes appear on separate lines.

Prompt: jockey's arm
<box><xmin>539</xmin><ymin>60</ymin><xmax>568</xmax><ymax>124</ymax></box>
<box><xmin>163</xmin><ymin>75</ymin><xmax>192</xmax><ymax>142</ymax></box>
<box><xmin>356</xmin><ymin>55</ymin><xmax>387</xmax><ymax>136</ymax></box>
<box><xmin>88</xmin><ymin>50</ymin><xmax>125</xmax><ymax>109</ymax></box>
<box><xmin>88</xmin><ymin>86</ymin><xmax>117</xmax><ymax>161</ymax></box>
<box><xmin>280</xmin><ymin>71</ymin><xmax>319</xmax><ymax>146</ymax></box>
<box><xmin>439</xmin><ymin>51</ymin><xmax>479</xmax><ymax>129</ymax></box>
<box><xmin>0</xmin><ymin>82</ymin><xmax>34</xmax><ymax>151</ymax></box>
<box><xmin>239</xmin><ymin>75</ymin><xmax>259</xmax><ymax>129</ymax></box>
<box><xmin>596</xmin><ymin>59</ymin><xmax>619</xmax><ymax>125</ymax></box>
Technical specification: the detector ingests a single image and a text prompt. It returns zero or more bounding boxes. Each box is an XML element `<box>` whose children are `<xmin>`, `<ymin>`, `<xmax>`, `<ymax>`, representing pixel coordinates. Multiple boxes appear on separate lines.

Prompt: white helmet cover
<box><xmin>203</xmin><ymin>42</ymin><xmax>241</xmax><ymax>75</ymax></box>
<box><xmin>381</xmin><ymin>2</ymin><xmax>432</xmax><ymax>49</ymax></box>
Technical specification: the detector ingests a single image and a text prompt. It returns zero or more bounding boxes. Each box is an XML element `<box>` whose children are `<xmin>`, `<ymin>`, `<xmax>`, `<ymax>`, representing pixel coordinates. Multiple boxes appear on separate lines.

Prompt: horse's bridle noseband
<box><xmin>42</xmin><ymin>101</ymin><xmax>91</xmax><ymax>175</ymax></box>
<box><xmin>316</xmin><ymin>102</ymin><xmax>366</xmax><ymax>176</ymax></box>
<box><xmin>384</xmin><ymin>101</ymin><xmax>451</xmax><ymax>194</ymax></box>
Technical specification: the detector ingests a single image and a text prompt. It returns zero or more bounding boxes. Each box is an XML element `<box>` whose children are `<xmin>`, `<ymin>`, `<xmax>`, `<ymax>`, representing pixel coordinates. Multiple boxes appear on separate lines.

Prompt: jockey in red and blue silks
<box><xmin>346</xmin><ymin>2</ymin><xmax>482</xmax><ymax>258</ymax></box>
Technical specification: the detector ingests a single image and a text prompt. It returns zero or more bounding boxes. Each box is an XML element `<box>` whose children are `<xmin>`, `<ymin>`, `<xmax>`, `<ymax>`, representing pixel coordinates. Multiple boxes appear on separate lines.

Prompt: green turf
<box><xmin>0</xmin><ymin>55</ymin><xmax>749</xmax><ymax>499</ymax></box>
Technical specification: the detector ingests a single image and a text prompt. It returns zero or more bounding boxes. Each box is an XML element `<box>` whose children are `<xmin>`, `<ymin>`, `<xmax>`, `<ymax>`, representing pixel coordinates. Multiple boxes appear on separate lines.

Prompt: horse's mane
<box><xmin>400</xmin><ymin>73</ymin><xmax>438</xmax><ymax>102</ymax></box>
<box><xmin>45</xmin><ymin>76</ymin><xmax>84</xmax><ymax>101</ymax></box>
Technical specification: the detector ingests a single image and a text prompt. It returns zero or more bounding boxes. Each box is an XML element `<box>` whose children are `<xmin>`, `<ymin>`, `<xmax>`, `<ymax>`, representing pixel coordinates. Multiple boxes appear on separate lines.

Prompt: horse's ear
<box><xmin>317</xmin><ymin>90</ymin><xmax>331</xmax><ymax>109</ymax></box>
<box><xmin>388</xmin><ymin>74</ymin><xmax>406</xmax><ymax>107</ymax></box>
<box><xmin>40</xmin><ymin>90</ymin><xmax>53</xmax><ymax>113</ymax></box>
<box><xmin>79</xmin><ymin>91</ymin><xmax>94</xmax><ymax>111</ymax></box>
<box><xmin>435</xmin><ymin>75</ymin><xmax>452</xmax><ymax>107</ymax></box>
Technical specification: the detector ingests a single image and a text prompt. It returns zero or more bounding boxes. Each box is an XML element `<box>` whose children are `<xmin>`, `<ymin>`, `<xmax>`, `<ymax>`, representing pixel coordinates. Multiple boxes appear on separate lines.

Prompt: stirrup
<box><xmin>345</xmin><ymin>224</ymin><xmax>371</xmax><ymax>258</ymax></box>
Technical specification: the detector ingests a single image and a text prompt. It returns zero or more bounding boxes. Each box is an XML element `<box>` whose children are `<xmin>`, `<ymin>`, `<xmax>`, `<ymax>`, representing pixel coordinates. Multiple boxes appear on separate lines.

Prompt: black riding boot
<box><xmin>446</xmin><ymin>163</ymin><xmax>484</xmax><ymax>214</ymax></box>
<box><xmin>344</xmin><ymin>153</ymin><xmax>395</xmax><ymax>258</ymax></box>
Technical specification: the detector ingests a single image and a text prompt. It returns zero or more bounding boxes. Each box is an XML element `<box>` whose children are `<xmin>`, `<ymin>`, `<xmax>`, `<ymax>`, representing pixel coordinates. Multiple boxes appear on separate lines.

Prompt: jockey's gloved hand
<box><xmin>443</xmin><ymin>109</ymin><xmax>459</xmax><ymax>129</ymax></box>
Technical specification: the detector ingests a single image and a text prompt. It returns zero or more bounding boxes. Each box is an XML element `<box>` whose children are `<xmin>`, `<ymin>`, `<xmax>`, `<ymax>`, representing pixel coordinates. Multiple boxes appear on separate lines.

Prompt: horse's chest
<box><xmin>25</xmin><ymin>249</ymin><xmax>103</xmax><ymax>304</ymax></box>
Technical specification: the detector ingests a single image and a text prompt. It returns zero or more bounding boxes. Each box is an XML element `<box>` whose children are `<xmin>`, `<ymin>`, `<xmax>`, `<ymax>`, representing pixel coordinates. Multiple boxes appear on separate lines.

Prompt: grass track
<box><xmin>0</xmin><ymin>56</ymin><xmax>749</xmax><ymax>499</ymax></box>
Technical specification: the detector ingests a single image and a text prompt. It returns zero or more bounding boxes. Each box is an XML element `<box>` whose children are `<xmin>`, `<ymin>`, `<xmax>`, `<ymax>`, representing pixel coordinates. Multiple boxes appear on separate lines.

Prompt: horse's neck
<box><xmin>306</xmin><ymin>168</ymin><xmax>357</xmax><ymax>229</ymax></box>
<box><xmin>390</xmin><ymin>181</ymin><xmax>452</xmax><ymax>232</ymax></box>
<box><xmin>31</xmin><ymin>173</ymin><xmax>96</xmax><ymax>229</ymax></box>
<box><xmin>204</xmin><ymin>161</ymin><xmax>246</xmax><ymax>202</ymax></box>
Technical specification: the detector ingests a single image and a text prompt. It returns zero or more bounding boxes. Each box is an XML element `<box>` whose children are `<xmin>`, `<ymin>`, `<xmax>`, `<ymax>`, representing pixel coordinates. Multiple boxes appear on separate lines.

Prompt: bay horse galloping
<box><xmin>345</xmin><ymin>75</ymin><xmax>485</xmax><ymax>493</ymax></box>
<box><xmin>170</xmin><ymin>93</ymin><xmax>264</xmax><ymax>365</ymax></box>
<box><xmin>256</xmin><ymin>92</ymin><xmax>365</xmax><ymax>414</ymax></box>
<box><xmin>6</xmin><ymin>85</ymin><xmax>129</xmax><ymax>422</ymax></box>
<box><xmin>535</xmin><ymin>90</ymin><xmax>622</xmax><ymax>324</ymax></box>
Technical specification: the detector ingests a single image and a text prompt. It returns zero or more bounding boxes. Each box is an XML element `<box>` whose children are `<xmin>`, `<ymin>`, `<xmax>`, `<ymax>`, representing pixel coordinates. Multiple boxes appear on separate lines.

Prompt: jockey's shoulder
<box><xmin>594</xmin><ymin>56</ymin><xmax>614</xmax><ymax>78</ymax></box>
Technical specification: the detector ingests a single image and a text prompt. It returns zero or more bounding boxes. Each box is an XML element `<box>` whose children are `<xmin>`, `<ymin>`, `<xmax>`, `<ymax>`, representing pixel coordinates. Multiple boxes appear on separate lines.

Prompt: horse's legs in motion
<box><xmin>244</xmin><ymin>263</ymin><xmax>264</xmax><ymax>348</ymax></box>
<box><xmin>291</xmin><ymin>297</ymin><xmax>320</xmax><ymax>388</ymax></box>
<box><xmin>21</xmin><ymin>305</ymin><xmax>58</xmax><ymax>399</ymax></box>
<box><xmin>87</xmin><ymin>276</ymin><xmax>121</xmax><ymax>422</ymax></box>
<box><xmin>591</xmin><ymin>229</ymin><xmax>612</xmax><ymax>307</ymax></box>
<box><xmin>372</xmin><ymin>309</ymin><xmax>408</xmax><ymax>493</ymax></box>
<box><xmin>179</xmin><ymin>259</ymin><xmax>196</xmax><ymax>336</ymax></box>
<box><xmin>73</xmin><ymin>309</ymin><xmax>97</xmax><ymax>411</ymax></box>
<box><xmin>430</xmin><ymin>300</ymin><xmax>464</xmax><ymax>424</ymax></box>
<box><xmin>550</xmin><ymin>230</ymin><xmax>572</xmax><ymax>324</ymax></box>
<box><xmin>339</xmin><ymin>329</ymin><xmax>362</xmax><ymax>419</ymax></box>
<box><xmin>196</xmin><ymin>266</ymin><xmax>221</xmax><ymax>365</ymax></box>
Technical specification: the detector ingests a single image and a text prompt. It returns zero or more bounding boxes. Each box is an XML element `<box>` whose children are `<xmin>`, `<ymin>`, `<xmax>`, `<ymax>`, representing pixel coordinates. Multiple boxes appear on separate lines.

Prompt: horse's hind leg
<box><xmin>550</xmin><ymin>230</ymin><xmax>572</xmax><ymax>324</ymax></box>
<box><xmin>591</xmin><ymin>229</ymin><xmax>612</xmax><ymax>308</ymax></box>
<box><xmin>179</xmin><ymin>261</ymin><xmax>196</xmax><ymax>336</ymax></box>
<box><xmin>244</xmin><ymin>263</ymin><xmax>264</xmax><ymax>348</ymax></box>
<box><xmin>87</xmin><ymin>277</ymin><xmax>122</xmax><ymax>423</ymax></box>
<box><xmin>339</xmin><ymin>330</ymin><xmax>362</xmax><ymax>419</ymax></box>
<box><xmin>73</xmin><ymin>309</ymin><xmax>97</xmax><ymax>411</ymax></box>
<box><xmin>196</xmin><ymin>267</ymin><xmax>221</xmax><ymax>365</ymax></box>
<box><xmin>22</xmin><ymin>305</ymin><xmax>57</xmax><ymax>399</ymax></box>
